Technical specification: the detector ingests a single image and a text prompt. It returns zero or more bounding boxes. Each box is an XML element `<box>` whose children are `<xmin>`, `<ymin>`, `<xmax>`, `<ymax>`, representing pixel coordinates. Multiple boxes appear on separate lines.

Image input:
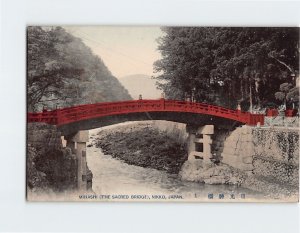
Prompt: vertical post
<box><xmin>187</xmin><ymin>133</ymin><xmax>196</xmax><ymax>160</ymax></box>
<box><xmin>202</xmin><ymin>134</ymin><xmax>212</xmax><ymax>161</ymax></box>
<box><xmin>249</xmin><ymin>78</ymin><xmax>253</xmax><ymax>113</ymax></box>
<box><xmin>247</xmin><ymin>112</ymin><xmax>251</xmax><ymax>125</ymax></box>
<box><xmin>186</xmin><ymin>125</ymin><xmax>214</xmax><ymax>163</ymax></box>
<box><xmin>55</xmin><ymin>108</ymin><xmax>60</xmax><ymax>125</ymax></box>
<box><xmin>76</xmin><ymin>140</ymin><xmax>87</xmax><ymax>190</ymax></box>
<box><xmin>237</xmin><ymin>103</ymin><xmax>241</xmax><ymax>116</ymax></box>
<box><xmin>260</xmin><ymin>114</ymin><xmax>264</xmax><ymax>126</ymax></box>
<box><xmin>65</xmin><ymin>131</ymin><xmax>89</xmax><ymax>191</ymax></box>
<box><xmin>160</xmin><ymin>97</ymin><xmax>165</xmax><ymax>110</ymax></box>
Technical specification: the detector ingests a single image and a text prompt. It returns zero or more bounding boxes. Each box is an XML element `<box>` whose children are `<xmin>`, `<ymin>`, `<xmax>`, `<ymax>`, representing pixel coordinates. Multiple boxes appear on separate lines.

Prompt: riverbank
<box><xmin>87</xmin><ymin>128</ymin><xmax>266</xmax><ymax>202</ymax></box>
<box><xmin>27</xmin><ymin>123</ymin><xmax>93</xmax><ymax>200</ymax></box>
<box><xmin>180</xmin><ymin>159</ymin><xmax>298</xmax><ymax>200</ymax></box>
<box><xmin>91</xmin><ymin>122</ymin><xmax>299</xmax><ymax>201</ymax></box>
<box><xmin>93</xmin><ymin>122</ymin><xmax>187</xmax><ymax>174</ymax></box>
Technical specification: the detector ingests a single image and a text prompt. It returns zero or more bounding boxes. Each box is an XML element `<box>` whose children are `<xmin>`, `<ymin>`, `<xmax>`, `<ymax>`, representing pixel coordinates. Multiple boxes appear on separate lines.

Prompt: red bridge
<box><xmin>28</xmin><ymin>99</ymin><xmax>264</xmax><ymax>134</ymax></box>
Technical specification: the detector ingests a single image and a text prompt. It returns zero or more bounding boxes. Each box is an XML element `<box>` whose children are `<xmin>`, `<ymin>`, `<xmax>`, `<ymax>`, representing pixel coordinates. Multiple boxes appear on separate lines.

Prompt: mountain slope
<box><xmin>27</xmin><ymin>26</ymin><xmax>132</xmax><ymax>111</ymax></box>
<box><xmin>119</xmin><ymin>74</ymin><xmax>162</xmax><ymax>100</ymax></box>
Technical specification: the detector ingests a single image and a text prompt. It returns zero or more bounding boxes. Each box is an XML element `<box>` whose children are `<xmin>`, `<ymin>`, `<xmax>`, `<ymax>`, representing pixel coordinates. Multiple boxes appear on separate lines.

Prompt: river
<box><xmin>86</xmin><ymin>124</ymin><xmax>264</xmax><ymax>202</ymax></box>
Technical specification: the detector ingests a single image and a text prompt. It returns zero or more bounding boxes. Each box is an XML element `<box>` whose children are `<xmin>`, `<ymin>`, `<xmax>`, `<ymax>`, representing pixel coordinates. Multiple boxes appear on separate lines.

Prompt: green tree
<box><xmin>275</xmin><ymin>83</ymin><xmax>293</xmax><ymax>108</ymax></box>
<box><xmin>154</xmin><ymin>27</ymin><xmax>299</xmax><ymax>110</ymax></box>
<box><xmin>154</xmin><ymin>27</ymin><xmax>217</xmax><ymax>102</ymax></box>
<box><xmin>27</xmin><ymin>27</ymin><xmax>83</xmax><ymax>111</ymax></box>
<box><xmin>275</xmin><ymin>82</ymin><xmax>299</xmax><ymax>109</ymax></box>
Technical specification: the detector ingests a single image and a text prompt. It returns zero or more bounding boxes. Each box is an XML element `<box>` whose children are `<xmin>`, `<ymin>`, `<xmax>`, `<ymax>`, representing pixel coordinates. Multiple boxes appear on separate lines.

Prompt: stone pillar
<box><xmin>76</xmin><ymin>142</ymin><xmax>87</xmax><ymax>190</ymax></box>
<box><xmin>187</xmin><ymin>125</ymin><xmax>214</xmax><ymax>162</ymax></box>
<box><xmin>187</xmin><ymin>133</ymin><xmax>196</xmax><ymax>160</ymax></box>
<box><xmin>65</xmin><ymin>130</ymin><xmax>89</xmax><ymax>190</ymax></box>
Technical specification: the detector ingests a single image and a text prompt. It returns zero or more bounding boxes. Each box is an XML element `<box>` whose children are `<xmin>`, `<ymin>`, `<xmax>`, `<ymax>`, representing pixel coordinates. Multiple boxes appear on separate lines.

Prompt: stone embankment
<box><xmin>181</xmin><ymin>124</ymin><xmax>299</xmax><ymax>200</ymax></box>
<box><xmin>27</xmin><ymin>123</ymin><xmax>93</xmax><ymax>197</ymax></box>
<box><xmin>264</xmin><ymin>116</ymin><xmax>299</xmax><ymax>128</ymax></box>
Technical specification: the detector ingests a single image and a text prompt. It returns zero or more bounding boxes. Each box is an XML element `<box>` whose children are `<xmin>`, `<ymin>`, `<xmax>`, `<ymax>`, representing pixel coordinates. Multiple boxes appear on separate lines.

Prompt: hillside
<box><xmin>119</xmin><ymin>74</ymin><xmax>162</xmax><ymax>100</ymax></box>
<box><xmin>27</xmin><ymin>26</ymin><xmax>132</xmax><ymax>111</ymax></box>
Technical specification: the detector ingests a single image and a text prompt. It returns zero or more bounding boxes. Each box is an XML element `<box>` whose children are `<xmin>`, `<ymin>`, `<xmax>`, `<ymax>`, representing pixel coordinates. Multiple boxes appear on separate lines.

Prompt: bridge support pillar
<box><xmin>65</xmin><ymin>130</ymin><xmax>89</xmax><ymax>191</ymax></box>
<box><xmin>187</xmin><ymin>125</ymin><xmax>214</xmax><ymax>162</ymax></box>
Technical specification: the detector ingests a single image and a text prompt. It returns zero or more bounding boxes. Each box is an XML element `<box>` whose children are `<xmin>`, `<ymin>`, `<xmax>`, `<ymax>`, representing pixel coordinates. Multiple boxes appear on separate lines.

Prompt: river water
<box><xmin>86</xmin><ymin>124</ymin><xmax>264</xmax><ymax>202</ymax></box>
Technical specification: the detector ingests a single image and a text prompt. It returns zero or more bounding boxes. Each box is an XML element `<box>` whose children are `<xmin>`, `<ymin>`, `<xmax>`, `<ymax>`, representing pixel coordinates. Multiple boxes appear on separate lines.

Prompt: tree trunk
<box><xmin>249</xmin><ymin>78</ymin><xmax>253</xmax><ymax>113</ymax></box>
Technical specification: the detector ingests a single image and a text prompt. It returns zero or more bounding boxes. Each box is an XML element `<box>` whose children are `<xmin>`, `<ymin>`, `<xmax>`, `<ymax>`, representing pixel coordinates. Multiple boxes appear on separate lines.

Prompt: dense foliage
<box><xmin>95</xmin><ymin>124</ymin><xmax>187</xmax><ymax>174</ymax></box>
<box><xmin>27</xmin><ymin>26</ymin><xmax>131</xmax><ymax>111</ymax></box>
<box><xmin>154</xmin><ymin>27</ymin><xmax>299</xmax><ymax>110</ymax></box>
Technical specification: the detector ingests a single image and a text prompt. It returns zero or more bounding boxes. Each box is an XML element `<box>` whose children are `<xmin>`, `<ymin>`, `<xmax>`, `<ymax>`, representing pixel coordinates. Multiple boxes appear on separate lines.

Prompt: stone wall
<box><xmin>211</xmin><ymin>128</ymin><xmax>229</xmax><ymax>161</ymax></box>
<box><xmin>221</xmin><ymin>126</ymin><xmax>255</xmax><ymax>174</ymax></box>
<box><xmin>221</xmin><ymin>125</ymin><xmax>299</xmax><ymax>189</ymax></box>
<box><xmin>264</xmin><ymin>116</ymin><xmax>299</xmax><ymax>127</ymax></box>
<box><xmin>252</xmin><ymin>127</ymin><xmax>299</xmax><ymax>187</ymax></box>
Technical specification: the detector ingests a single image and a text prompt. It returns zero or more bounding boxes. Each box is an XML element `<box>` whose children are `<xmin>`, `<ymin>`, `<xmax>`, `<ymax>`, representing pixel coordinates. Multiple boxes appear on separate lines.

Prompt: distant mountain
<box><xmin>119</xmin><ymin>74</ymin><xmax>162</xmax><ymax>100</ymax></box>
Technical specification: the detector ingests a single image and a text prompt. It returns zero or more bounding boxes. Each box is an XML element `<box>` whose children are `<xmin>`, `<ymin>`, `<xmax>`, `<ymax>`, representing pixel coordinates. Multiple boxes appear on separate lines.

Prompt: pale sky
<box><xmin>64</xmin><ymin>26</ymin><xmax>163</xmax><ymax>79</ymax></box>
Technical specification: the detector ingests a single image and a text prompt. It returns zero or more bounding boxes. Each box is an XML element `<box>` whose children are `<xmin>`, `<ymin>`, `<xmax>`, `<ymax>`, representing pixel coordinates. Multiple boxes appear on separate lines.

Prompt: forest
<box><xmin>154</xmin><ymin>27</ymin><xmax>299</xmax><ymax>111</ymax></box>
<box><xmin>27</xmin><ymin>26</ymin><xmax>131</xmax><ymax>112</ymax></box>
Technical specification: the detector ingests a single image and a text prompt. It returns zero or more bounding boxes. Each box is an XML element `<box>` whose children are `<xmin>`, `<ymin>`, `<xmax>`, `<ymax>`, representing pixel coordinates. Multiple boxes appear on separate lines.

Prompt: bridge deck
<box><xmin>28</xmin><ymin>99</ymin><xmax>264</xmax><ymax>126</ymax></box>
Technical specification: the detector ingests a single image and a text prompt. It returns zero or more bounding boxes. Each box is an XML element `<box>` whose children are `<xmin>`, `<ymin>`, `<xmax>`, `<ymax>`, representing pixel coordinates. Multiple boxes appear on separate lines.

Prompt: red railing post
<box><xmin>247</xmin><ymin>112</ymin><xmax>251</xmax><ymax>125</ymax></box>
<box><xmin>160</xmin><ymin>98</ymin><xmax>165</xmax><ymax>110</ymax></box>
<box><xmin>260</xmin><ymin>114</ymin><xmax>264</xmax><ymax>125</ymax></box>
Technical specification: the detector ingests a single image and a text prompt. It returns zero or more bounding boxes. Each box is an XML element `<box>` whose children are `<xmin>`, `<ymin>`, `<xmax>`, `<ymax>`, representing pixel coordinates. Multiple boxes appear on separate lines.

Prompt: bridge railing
<box><xmin>27</xmin><ymin>99</ymin><xmax>264</xmax><ymax>126</ymax></box>
<box><xmin>28</xmin><ymin>110</ymin><xmax>58</xmax><ymax>124</ymax></box>
<box><xmin>163</xmin><ymin>100</ymin><xmax>245</xmax><ymax>122</ymax></box>
<box><xmin>54</xmin><ymin>100</ymin><xmax>159</xmax><ymax>124</ymax></box>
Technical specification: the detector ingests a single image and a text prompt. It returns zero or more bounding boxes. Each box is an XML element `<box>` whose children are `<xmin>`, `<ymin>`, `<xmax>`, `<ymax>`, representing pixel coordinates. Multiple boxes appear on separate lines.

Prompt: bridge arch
<box><xmin>28</xmin><ymin>99</ymin><xmax>264</xmax><ymax>135</ymax></box>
